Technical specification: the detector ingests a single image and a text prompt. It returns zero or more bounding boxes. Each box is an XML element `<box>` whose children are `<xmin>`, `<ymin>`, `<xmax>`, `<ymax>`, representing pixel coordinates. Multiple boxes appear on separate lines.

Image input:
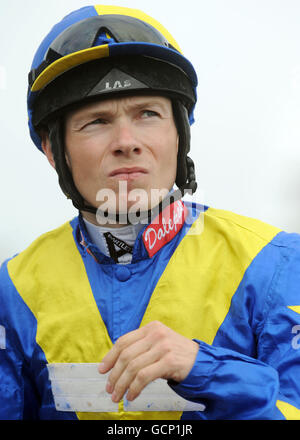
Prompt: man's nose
<box><xmin>111</xmin><ymin>120</ymin><xmax>142</xmax><ymax>157</ymax></box>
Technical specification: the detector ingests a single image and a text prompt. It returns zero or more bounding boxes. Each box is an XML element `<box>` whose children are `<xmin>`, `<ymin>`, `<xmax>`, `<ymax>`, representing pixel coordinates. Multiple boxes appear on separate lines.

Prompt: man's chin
<box><xmin>94</xmin><ymin>199</ymin><xmax>164</xmax><ymax>226</ymax></box>
<box><xmin>90</xmin><ymin>185</ymin><xmax>171</xmax><ymax>225</ymax></box>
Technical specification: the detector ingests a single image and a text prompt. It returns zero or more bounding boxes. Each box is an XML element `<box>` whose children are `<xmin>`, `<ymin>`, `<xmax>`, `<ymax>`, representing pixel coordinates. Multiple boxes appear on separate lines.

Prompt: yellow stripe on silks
<box><xmin>7</xmin><ymin>222</ymin><xmax>113</xmax><ymax>364</ymax></box>
<box><xmin>140</xmin><ymin>207</ymin><xmax>281</xmax><ymax>345</ymax></box>
<box><xmin>276</xmin><ymin>400</ymin><xmax>300</xmax><ymax>419</ymax></box>
<box><xmin>8</xmin><ymin>222</ymin><xmax>113</xmax><ymax>419</ymax></box>
<box><xmin>94</xmin><ymin>4</ymin><xmax>182</xmax><ymax>53</ymax></box>
<box><xmin>31</xmin><ymin>45</ymin><xmax>109</xmax><ymax>92</ymax></box>
<box><xmin>288</xmin><ymin>306</ymin><xmax>300</xmax><ymax>315</ymax></box>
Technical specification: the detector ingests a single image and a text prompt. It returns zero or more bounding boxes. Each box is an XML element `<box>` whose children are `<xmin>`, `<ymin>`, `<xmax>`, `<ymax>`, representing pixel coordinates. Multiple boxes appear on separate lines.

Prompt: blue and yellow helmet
<box><xmin>28</xmin><ymin>5</ymin><xmax>198</xmax><ymax>149</ymax></box>
<box><xmin>27</xmin><ymin>5</ymin><xmax>198</xmax><ymax>213</ymax></box>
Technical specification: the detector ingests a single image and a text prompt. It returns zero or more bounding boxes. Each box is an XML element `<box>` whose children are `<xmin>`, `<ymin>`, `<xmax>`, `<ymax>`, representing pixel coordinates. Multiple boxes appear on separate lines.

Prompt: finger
<box><xmin>126</xmin><ymin>359</ymin><xmax>169</xmax><ymax>402</ymax></box>
<box><xmin>110</xmin><ymin>342</ymin><xmax>161</xmax><ymax>402</ymax></box>
<box><xmin>98</xmin><ymin>327</ymin><xmax>146</xmax><ymax>374</ymax></box>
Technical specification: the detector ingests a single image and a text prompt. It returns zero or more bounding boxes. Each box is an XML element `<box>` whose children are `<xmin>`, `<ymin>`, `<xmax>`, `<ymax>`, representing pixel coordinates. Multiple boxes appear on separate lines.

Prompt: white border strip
<box><xmin>47</xmin><ymin>363</ymin><xmax>205</xmax><ymax>413</ymax></box>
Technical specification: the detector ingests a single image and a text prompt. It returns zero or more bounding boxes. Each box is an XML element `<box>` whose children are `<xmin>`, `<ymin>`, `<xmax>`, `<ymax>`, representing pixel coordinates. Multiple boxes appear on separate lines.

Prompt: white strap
<box><xmin>47</xmin><ymin>363</ymin><xmax>205</xmax><ymax>413</ymax></box>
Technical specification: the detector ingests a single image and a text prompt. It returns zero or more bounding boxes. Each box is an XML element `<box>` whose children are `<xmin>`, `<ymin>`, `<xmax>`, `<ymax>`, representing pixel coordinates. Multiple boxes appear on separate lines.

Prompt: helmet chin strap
<box><xmin>48</xmin><ymin>100</ymin><xmax>197</xmax><ymax>226</ymax></box>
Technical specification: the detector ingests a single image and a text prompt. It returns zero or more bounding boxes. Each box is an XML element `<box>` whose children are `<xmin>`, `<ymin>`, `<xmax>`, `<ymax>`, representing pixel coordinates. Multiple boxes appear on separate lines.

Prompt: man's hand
<box><xmin>98</xmin><ymin>321</ymin><xmax>199</xmax><ymax>403</ymax></box>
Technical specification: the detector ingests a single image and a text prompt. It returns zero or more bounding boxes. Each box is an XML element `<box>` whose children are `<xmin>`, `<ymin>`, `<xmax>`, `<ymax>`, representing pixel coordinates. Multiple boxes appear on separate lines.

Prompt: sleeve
<box><xmin>0</xmin><ymin>260</ymin><xmax>40</xmax><ymax>420</ymax></box>
<box><xmin>170</xmin><ymin>232</ymin><xmax>300</xmax><ymax>420</ymax></box>
<box><xmin>170</xmin><ymin>341</ymin><xmax>282</xmax><ymax>419</ymax></box>
<box><xmin>0</xmin><ymin>329</ymin><xmax>23</xmax><ymax>419</ymax></box>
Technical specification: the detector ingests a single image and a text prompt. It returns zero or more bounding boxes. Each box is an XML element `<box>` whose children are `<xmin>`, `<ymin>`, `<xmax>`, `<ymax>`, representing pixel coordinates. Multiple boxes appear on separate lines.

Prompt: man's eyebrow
<box><xmin>132</xmin><ymin>98</ymin><xmax>168</xmax><ymax>109</ymax></box>
<box><xmin>69</xmin><ymin>99</ymin><xmax>168</xmax><ymax>124</ymax></box>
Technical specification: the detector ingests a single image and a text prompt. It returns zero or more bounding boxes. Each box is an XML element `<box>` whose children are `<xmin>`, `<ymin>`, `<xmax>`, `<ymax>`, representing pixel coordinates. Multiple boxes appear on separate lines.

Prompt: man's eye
<box><xmin>142</xmin><ymin>110</ymin><xmax>159</xmax><ymax>118</ymax></box>
<box><xmin>88</xmin><ymin>118</ymin><xmax>107</xmax><ymax>125</ymax></box>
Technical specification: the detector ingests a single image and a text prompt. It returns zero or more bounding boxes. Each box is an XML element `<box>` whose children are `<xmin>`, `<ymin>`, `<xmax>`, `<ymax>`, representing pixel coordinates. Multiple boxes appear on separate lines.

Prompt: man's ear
<box><xmin>40</xmin><ymin>130</ymin><xmax>56</xmax><ymax>170</ymax></box>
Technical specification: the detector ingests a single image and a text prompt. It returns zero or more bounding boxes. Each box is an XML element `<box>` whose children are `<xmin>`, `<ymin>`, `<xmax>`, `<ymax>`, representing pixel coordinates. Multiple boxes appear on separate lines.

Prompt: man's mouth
<box><xmin>109</xmin><ymin>167</ymin><xmax>148</xmax><ymax>181</ymax></box>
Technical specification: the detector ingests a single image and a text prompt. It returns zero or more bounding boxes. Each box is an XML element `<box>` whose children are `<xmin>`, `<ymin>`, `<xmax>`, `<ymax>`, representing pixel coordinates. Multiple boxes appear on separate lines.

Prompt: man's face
<box><xmin>63</xmin><ymin>95</ymin><xmax>179</xmax><ymax>218</ymax></box>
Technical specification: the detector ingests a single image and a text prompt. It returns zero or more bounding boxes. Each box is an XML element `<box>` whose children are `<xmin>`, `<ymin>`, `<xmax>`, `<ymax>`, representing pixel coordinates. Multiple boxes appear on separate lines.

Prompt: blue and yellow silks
<box><xmin>1</xmin><ymin>203</ymin><xmax>300</xmax><ymax>419</ymax></box>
